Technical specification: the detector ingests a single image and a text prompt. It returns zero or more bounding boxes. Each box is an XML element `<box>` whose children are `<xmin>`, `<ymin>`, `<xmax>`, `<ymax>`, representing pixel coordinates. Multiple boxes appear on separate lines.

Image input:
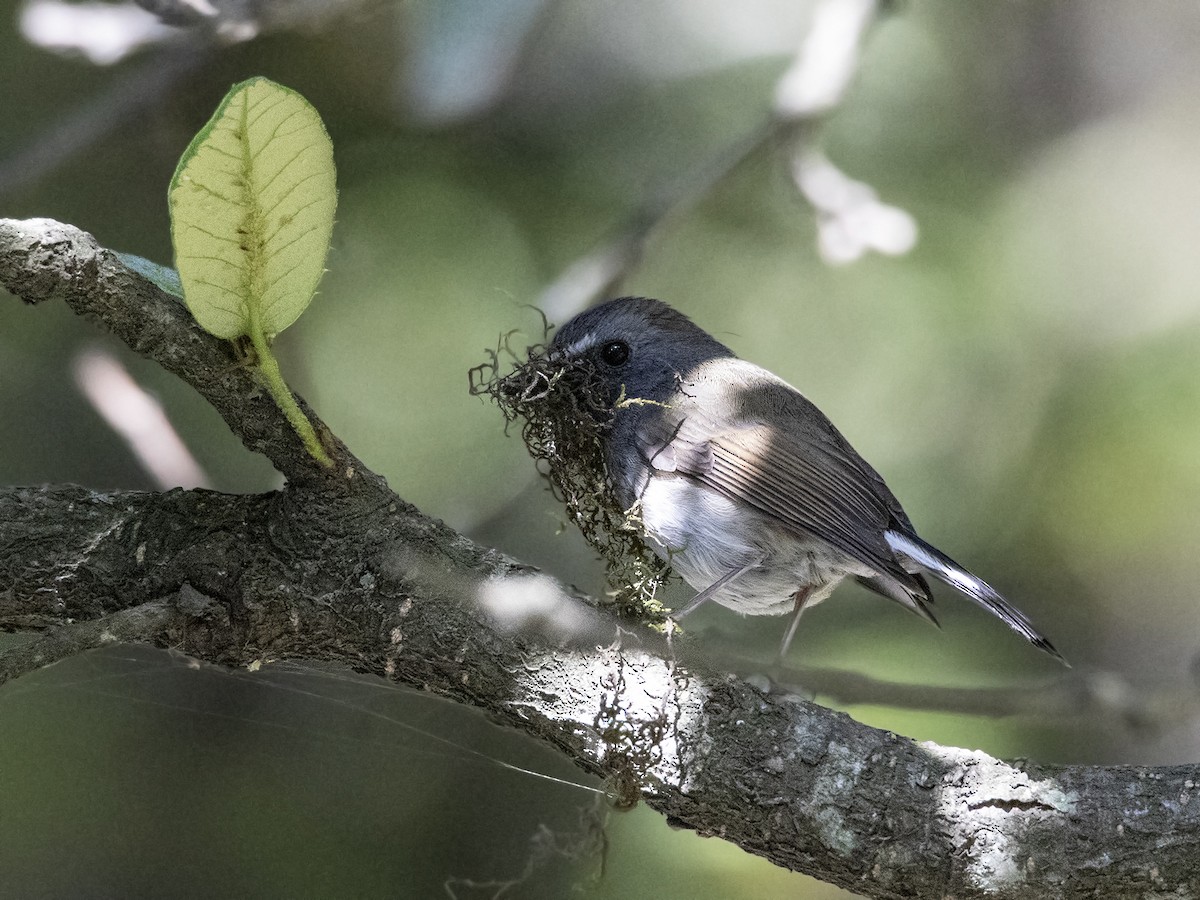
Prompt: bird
<box><xmin>547</xmin><ymin>296</ymin><xmax>1065</xmax><ymax>663</ymax></box>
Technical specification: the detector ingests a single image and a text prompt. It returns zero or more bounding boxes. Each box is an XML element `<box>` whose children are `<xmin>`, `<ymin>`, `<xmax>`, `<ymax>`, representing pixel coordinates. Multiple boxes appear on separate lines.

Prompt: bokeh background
<box><xmin>2</xmin><ymin>1</ymin><xmax>1200</xmax><ymax>897</ymax></box>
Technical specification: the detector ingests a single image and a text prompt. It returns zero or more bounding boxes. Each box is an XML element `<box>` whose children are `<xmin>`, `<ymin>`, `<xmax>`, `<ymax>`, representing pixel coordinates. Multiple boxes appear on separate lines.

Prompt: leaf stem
<box><xmin>247</xmin><ymin>323</ymin><xmax>333</xmax><ymax>468</ymax></box>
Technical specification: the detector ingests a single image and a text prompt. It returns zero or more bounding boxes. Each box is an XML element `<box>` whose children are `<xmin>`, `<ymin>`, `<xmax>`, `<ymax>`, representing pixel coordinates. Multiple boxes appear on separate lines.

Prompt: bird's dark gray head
<box><xmin>551</xmin><ymin>297</ymin><xmax>734</xmax><ymax>405</ymax></box>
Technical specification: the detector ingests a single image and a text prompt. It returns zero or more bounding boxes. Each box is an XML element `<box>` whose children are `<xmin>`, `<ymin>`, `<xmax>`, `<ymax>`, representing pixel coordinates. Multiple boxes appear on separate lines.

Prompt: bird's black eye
<box><xmin>599</xmin><ymin>340</ymin><xmax>630</xmax><ymax>367</ymax></box>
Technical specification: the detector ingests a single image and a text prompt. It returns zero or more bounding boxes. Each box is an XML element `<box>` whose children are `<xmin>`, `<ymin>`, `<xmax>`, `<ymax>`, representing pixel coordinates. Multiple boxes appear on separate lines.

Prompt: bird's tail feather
<box><xmin>885</xmin><ymin>530</ymin><xmax>1067</xmax><ymax>666</ymax></box>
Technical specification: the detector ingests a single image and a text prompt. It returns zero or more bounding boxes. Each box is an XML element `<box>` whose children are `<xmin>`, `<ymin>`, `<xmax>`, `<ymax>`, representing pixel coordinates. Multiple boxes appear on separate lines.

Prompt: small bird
<box><xmin>549</xmin><ymin>297</ymin><xmax>1064</xmax><ymax>663</ymax></box>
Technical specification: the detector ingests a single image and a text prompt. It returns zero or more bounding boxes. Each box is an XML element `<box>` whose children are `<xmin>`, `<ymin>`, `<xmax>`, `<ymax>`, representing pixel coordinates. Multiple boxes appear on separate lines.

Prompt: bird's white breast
<box><xmin>636</xmin><ymin>472</ymin><xmax>867</xmax><ymax>616</ymax></box>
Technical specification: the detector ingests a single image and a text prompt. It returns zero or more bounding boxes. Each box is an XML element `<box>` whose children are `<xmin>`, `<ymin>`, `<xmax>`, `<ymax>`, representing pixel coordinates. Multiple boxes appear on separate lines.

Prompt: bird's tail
<box><xmin>885</xmin><ymin>530</ymin><xmax>1067</xmax><ymax>666</ymax></box>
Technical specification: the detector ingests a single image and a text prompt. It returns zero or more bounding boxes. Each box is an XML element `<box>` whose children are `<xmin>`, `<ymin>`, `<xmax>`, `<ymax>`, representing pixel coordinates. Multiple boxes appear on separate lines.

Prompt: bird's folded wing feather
<box><xmin>636</xmin><ymin>370</ymin><xmax>919</xmax><ymax>588</ymax></box>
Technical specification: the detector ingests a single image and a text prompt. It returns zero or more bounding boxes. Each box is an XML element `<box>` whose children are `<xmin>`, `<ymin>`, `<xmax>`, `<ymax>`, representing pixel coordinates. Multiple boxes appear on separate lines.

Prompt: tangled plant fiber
<box><xmin>470</xmin><ymin>327</ymin><xmax>670</xmax><ymax>623</ymax></box>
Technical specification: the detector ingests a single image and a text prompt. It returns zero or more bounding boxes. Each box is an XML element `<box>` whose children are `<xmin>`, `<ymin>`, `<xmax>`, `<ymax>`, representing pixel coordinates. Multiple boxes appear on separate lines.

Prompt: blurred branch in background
<box><xmin>0</xmin><ymin>41</ymin><xmax>206</xmax><ymax>197</ymax></box>
<box><xmin>73</xmin><ymin>346</ymin><xmax>211</xmax><ymax>489</ymax></box>
<box><xmin>540</xmin><ymin>0</ymin><xmax>914</xmax><ymax>323</ymax></box>
<box><xmin>2</xmin><ymin>0</ymin><xmax>378</xmax><ymax>198</ymax></box>
<box><xmin>20</xmin><ymin>0</ymin><xmax>176</xmax><ymax>64</ymax></box>
<box><xmin>397</xmin><ymin>0</ymin><xmax>552</xmax><ymax>125</ymax></box>
<box><xmin>792</xmin><ymin>151</ymin><xmax>917</xmax><ymax>264</ymax></box>
<box><xmin>130</xmin><ymin>0</ymin><xmax>373</xmax><ymax>40</ymax></box>
<box><xmin>742</xmin><ymin>659</ymin><xmax>1200</xmax><ymax>732</ymax></box>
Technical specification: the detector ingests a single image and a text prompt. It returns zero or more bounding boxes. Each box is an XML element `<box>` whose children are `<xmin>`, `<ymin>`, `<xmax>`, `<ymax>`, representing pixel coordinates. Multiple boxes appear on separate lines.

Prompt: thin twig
<box><xmin>538</xmin><ymin>0</ymin><xmax>888</xmax><ymax>322</ymax></box>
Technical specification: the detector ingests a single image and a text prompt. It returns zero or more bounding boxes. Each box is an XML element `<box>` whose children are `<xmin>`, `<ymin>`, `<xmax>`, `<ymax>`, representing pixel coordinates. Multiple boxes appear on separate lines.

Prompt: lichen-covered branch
<box><xmin>3</xmin><ymin>219</ymin><xmax>1199</xmax><ymax>898</ymax></box>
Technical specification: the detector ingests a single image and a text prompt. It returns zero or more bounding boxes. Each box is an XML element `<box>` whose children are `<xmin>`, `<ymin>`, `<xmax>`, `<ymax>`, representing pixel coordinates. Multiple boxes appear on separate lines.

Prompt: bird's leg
<box><xmin>779</xmin><ymin>585</ymin><xmax>815</xmax><ymax>657</ymax></box>
<box><xmin>673</xmin><ymin>554</ymin><xmax>766</xmax><ymax>619</ymax></box>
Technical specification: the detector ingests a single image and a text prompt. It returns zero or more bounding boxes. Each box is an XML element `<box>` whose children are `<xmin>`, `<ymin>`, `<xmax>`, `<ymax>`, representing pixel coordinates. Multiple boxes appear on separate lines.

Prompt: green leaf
<box><xmin>168</xmin><ymin>77</ymin><xmax>337</xmax><ymax>468</ymax></box>
<box><xmin>168</xmin><ymin>76</ymin><xmax>337</xmax><ymax>341</ymax></box>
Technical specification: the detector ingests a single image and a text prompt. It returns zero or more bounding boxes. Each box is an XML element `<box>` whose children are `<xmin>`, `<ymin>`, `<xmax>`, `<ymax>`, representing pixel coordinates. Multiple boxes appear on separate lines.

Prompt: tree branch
<box><xmin>0</xmin><ymin>218</ymin><xmax>373</xmax><ymax>492</ymax></box>
<box><xmin>2</xmin><ymin>217</ymin><xmax>1198</xmax><ymax>899</ymax></box>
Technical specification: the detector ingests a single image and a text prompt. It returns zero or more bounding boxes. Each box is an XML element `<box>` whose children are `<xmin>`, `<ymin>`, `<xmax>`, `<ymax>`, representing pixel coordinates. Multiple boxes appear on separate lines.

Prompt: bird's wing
<box><xmin>629</xmin><ymin>360</ymin><xmax>1064</xmax><ymax>661</ymax></box>
<box><xmin>636</xmin><ymin>363</ymin><xmax>925</xmax><ymax>596</ymax></box>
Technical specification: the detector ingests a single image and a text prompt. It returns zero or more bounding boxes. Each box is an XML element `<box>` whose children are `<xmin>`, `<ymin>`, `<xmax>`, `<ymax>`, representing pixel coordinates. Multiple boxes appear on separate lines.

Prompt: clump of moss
<box><xmin>470</xmin><ymin>329</ymin><xmax>670</xmax><ymax>623</ymax></box>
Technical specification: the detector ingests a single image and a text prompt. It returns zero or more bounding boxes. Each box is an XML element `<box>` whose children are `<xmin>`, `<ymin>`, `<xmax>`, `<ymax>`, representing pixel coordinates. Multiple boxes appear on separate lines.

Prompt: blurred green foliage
<box><xmin>2</xmin><ymin>1</ymin><xmax>1199</xmax><ymax>897</ymax></box>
